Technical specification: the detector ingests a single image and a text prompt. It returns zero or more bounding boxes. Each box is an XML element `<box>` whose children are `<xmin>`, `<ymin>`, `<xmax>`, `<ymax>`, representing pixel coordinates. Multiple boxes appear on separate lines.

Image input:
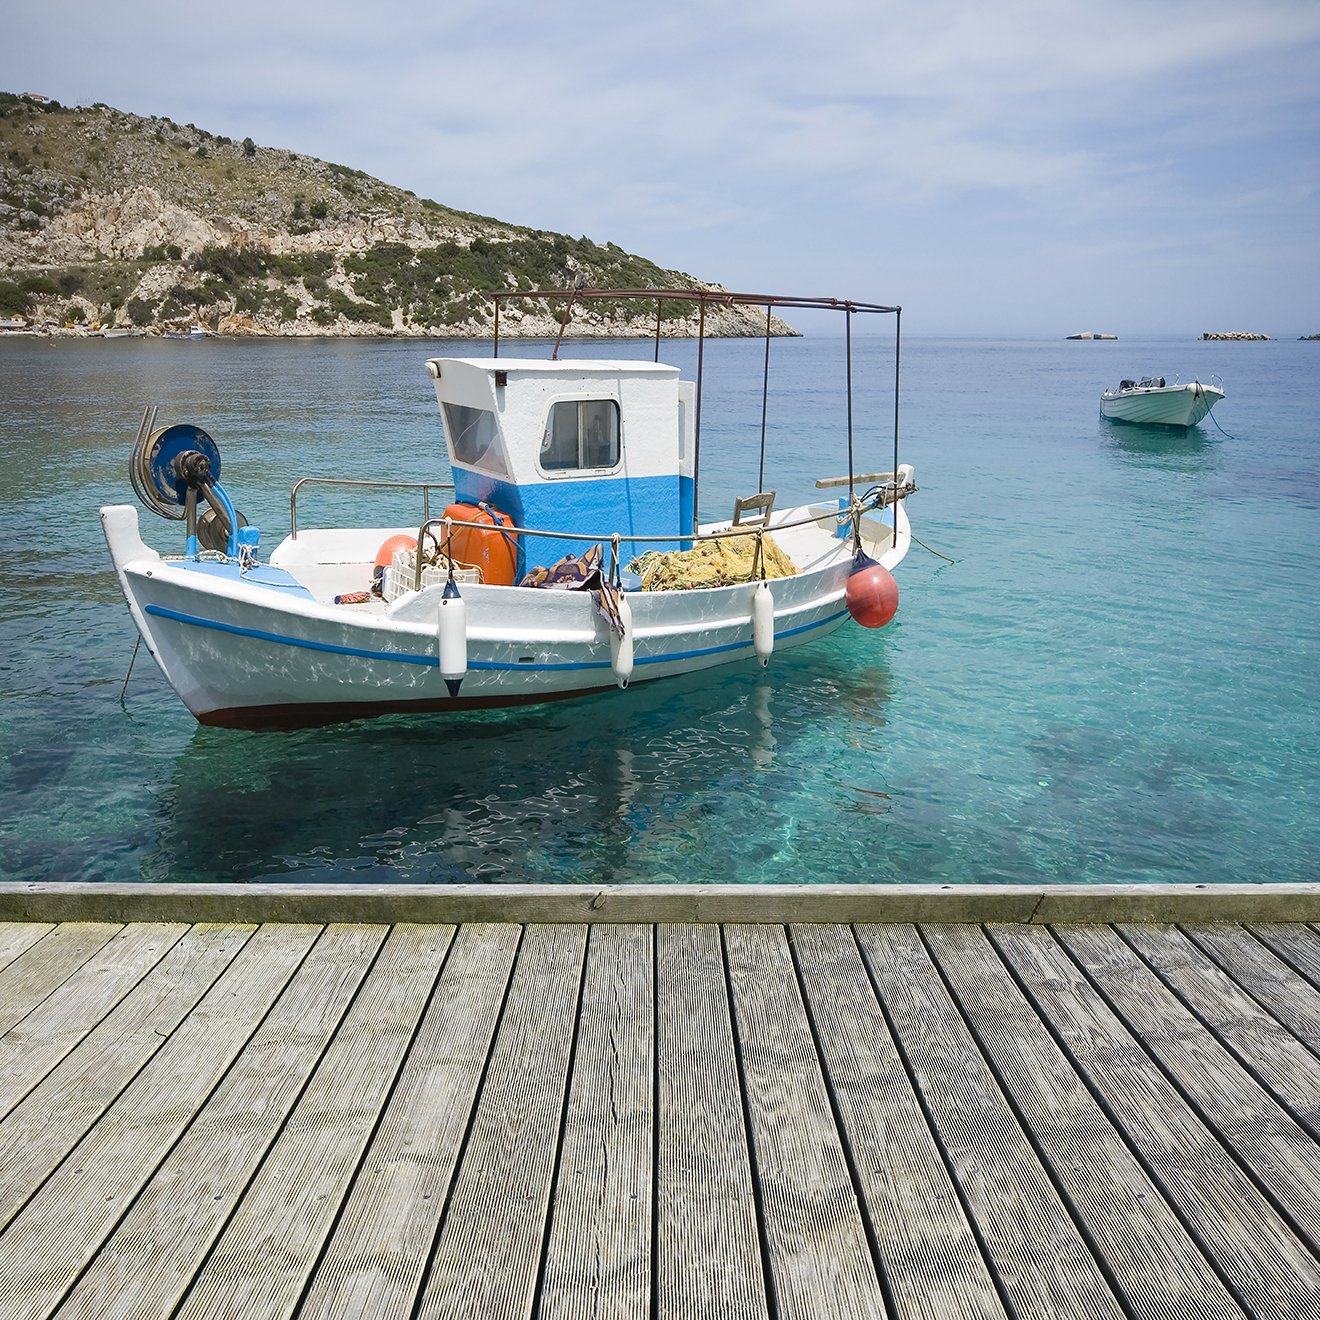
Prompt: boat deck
<box><xmin>0</xmin><ymin>885</ymin><xmax>1318</xmax><ymax>1319</ymax></box>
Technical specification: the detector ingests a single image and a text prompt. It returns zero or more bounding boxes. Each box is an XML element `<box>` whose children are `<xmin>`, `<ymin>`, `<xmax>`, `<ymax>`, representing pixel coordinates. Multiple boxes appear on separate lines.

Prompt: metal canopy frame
<box><xmin>487</xmin><ymin>286</ymin><xmax>903</xmax><ymax>535</ymax></box>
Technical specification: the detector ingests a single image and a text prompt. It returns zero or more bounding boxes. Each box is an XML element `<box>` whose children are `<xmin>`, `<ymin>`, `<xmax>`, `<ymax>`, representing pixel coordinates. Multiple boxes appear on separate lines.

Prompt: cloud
<box><xmin>4</xmin><ymin>0</ymin><xmax>1317</xmax><ymax>329</ymax></box>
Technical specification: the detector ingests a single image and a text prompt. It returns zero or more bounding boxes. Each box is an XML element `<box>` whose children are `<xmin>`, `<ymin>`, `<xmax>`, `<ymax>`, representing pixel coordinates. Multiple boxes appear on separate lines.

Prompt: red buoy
<box><xmin>372</xmin><ymin>534</ymin><xmax>418</xmax><ymax>597</ymax></box>
<box><xmin>375</xmin><ymin>534</ymin><xmax>417</xmax><ymax>568</ymax></box>
<box><xmin>846</xmin><ymin>558</ymin><xmax>899</xmax><ymax>628</ymax></box>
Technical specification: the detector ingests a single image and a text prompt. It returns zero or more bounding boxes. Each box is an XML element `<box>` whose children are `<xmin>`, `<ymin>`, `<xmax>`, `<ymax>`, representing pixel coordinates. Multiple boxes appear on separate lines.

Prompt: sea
<box><xmin>1</xmin><ymin>329</ymin><xmax>1317</xmax><ymax>887</ymax></box>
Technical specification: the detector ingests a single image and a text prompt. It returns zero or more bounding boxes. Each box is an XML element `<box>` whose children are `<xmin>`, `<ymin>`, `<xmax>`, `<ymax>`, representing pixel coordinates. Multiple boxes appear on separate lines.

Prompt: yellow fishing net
<box><xmin>629</xmin><ymin>533</ymin><xmax>798</xmax><ymax>591</ymax></box>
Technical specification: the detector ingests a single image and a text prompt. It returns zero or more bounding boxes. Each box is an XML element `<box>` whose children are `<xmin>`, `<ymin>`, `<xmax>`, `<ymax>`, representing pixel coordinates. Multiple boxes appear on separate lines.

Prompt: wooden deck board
<box><xmin>0</xmin><ymin>921</ymin><xmax>54</xmax><ymax>974</ymax></box>
<box><xmin>0</xmin><ymin>923</ymin><xmax>188</xmax><ymax>1120</ymax></box>
<box><xmin>538</xmin><ymin>924</ymin><xmax>654</xmax><ymax>1320</ymax></box>
<box><xmin>987</xmin><ymin>923</ymin><xmax>1320</xmax><ymax>1320</ymax></box>
<box><xmin>655</xmin><ymin>923</ymin><xmax>767</xmax><ymax>1320</ymax></box>
<box><xmin>1117</xmin><ymin>924</ymin><xmax>1320</xmax><ymax>1137</ymax></box>
<box><xmin>0</xmin><ymin>915</ymin><xmax>1312</xmax><ymax>1320</ymax></box>
<box><xmin>0</xmin><ymin>922</ymin><xmax>121</xmax><ymax>1034</ymax></box>
<box><xmin>855</xmin><ymin>923</ymin><xmax>1128</xmax><ymax>1320</ymax></box>
<box><xmin>1056</xmin><ymin>923</ymin><xmax>1320</xmax><ymax>1258</ymax></box>
<box><xmin>790</xmin><ymin>923</ymin><xmax>1006</xmax><ymax>1320</ymax></box>
<box><xmin>924</xmin><ymin>923</ymin><xmax>1247</xmax><ymax>1320</ymax></box>
<box><xmin>0</xmin><ymin>922</ymin><xmax>261</xmax><ymax>1234</ymax></box>
<box><xmin>53</xmin><ymin>925</ymin><xmax>408</xmax><ymax>1320</ymax></box>
<box><xmin>1184</xmin><ymin>923</ymin><xmax>1320</xmax><ymax>1056</ymax></box>
<box><xmin>297</xmin><ymin>922</ymin><xmax>519</xmax><ymax>1320</ymax></box>
<box><xmin>173</xmin><ymin>924</ymin><xmax>440</xmax><ymax>1320</ymax></box>
<box><xmin>725</xmin><ymin>923</ymin><xmax>885</xmax><ymax>1319</ymax></box>
<box><xmin>413</xmin><ymin>923</ymin><xmax>587</xmax><ymax>1320</ymax></box>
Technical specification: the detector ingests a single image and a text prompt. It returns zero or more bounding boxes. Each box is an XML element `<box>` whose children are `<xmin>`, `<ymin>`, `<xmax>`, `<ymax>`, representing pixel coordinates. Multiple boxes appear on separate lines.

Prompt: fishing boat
<box><xmin>101</xmin><ymin>287</ymin><xmax>917</xmax><ymax>729</ymax></box>
<box><xmin>1099</xmin><ymin>375</ymin><xmax>1225</xmax><ymax>427</ymax></box>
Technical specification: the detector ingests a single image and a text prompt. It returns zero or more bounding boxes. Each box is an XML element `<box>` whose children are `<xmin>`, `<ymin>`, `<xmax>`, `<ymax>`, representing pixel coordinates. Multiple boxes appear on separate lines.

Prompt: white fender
<box><xmin>438</xmin><ymin>583</ymin><xmax>467</xmax><ymax>695</ymax></box>
<box><xmin>610</xmin><ymin>594</ymin><xmax>634</xmax><ymax>689</ymax></box>
<box><xmin>752</xmin><ymin>580</ymin><xmax>774</xmax><ymax>666</ymax></box>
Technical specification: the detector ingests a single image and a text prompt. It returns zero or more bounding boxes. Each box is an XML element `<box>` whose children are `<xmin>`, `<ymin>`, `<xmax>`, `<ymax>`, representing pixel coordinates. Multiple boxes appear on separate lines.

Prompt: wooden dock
<box><xmin>0</xmin><ymin>889</ymin><xmax>1318</xmax><ymax>1319</ymax></box>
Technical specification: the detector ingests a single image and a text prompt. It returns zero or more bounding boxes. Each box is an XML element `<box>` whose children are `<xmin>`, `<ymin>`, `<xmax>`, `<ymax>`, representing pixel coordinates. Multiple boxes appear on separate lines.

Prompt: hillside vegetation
<box><xmin>0</xmin><ymin>92</ymin><xmax>781</xmax><ymax>338</ymax></box>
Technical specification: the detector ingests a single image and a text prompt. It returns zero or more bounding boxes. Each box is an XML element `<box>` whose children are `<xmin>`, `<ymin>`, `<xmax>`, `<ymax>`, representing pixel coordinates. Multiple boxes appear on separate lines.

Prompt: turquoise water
<box><xmin>1</xmin><ymin>332</ymin><xmax>1317</xmax><ymax>886</ymax></box>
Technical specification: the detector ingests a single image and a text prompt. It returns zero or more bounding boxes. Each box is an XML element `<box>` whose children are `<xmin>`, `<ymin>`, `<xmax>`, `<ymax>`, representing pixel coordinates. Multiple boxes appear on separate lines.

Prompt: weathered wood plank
<box><xmin>413</xmin><ymin>923</ymin><xmax>587</xmax><ymax>1320</ymax></box>
<box><xmin>0</xmin><ymin>923</ymin><xmax>120</xmax><ymax>1034</ymax></box>
<box><xmin>724</xmin><ymin>923</ymin><xmax>884</xmax><ymax>1320</ymax></box>
<box><xmin>172</xmin><ymin>924</ymin><xmax>446</xmax><ymax>1320</ymax></box>
<box><xmin>1119</xmin><ymin>924</ymin><xmax>1320</xmax><ymax>1136</ymax></box>
<box><xmin>790</xmin><ymin>923</ymin><xmax>1006</xmax><ymax>1320</ymax></box>
<box><xmin>0</xmin><ymin>922</ymin><xmax>52</xmax><ymax>974</ymax></box>
<box><xmin>0</xmin><ymin>922</ymin><xmax>258</xmax><ymax>1231</ymax></box>
<box><xmin>53</xmin><ymin>924</ymin><xmax>422</xmax><ymax>1320</ymax></box>
<box><xmin>855</xmin><ymin>923</ymin><xmax>1126</xmax><ymax>1320</ymax></box>
<box><xmin>924</xmin><ymin>923</ymin><xmax>1246</xmax><ymax>1320</ymax></box>
<box><xmin>654</xmin><ymin>923</ymin><xmax>767</xmax><ymax>1320</ymax></box>
<box><xmin>0</xmin><ymin>923</ymin><xmax>188</xmax><ymax>1118</ymax></box>
<box><xmin>1246</xmin><ymin>924</ymin><xmax>1320</xmax><ymax>994</ymax></box>
<box><xmin>988</xmin><ymin>922</ymin><xmax>1320</xmax><ymax>1320</ymax></box>
<box><xmin>296</xmin><ymin>923</ymin><xmax>520</xmax><ymax>1320</ymax></box>
<box><xmin>1184</xmin><ymin>924</ymin><xmax>1320</xmax><ymax>1055</ymax></box>
<box><xmin>538</xmin><ymin>924</ymin><xmax>654</xmax><ymax>1320</ymax></box>
<box><xmin>0</xmin><ymin>923</ymin><xmax>322</xmax><ymax>1320</ymax></box>
<box><xmin>1057</xmin><ymin>924</ymin><xmax>1320</xmax><ymax>1257</ymax></box>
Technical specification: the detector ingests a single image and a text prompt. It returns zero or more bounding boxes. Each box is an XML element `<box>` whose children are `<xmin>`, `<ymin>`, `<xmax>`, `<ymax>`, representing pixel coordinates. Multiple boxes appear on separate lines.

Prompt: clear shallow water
<box><xmin>2</xmin><ymin>331</ymin><xmax>1317</xmax><ymax>886</ymax></box>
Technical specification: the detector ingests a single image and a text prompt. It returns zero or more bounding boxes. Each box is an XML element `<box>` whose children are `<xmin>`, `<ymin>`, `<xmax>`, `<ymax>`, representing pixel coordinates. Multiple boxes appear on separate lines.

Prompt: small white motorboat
<box><xmin>1100</xmin><ymin>375</ymin><xmax>1225</xmax><ymax>427</ymax></box>
<box><xmin>102</xmin><ymin>287</ymin><xmax>917</xmax><ymax>729</ymax></box>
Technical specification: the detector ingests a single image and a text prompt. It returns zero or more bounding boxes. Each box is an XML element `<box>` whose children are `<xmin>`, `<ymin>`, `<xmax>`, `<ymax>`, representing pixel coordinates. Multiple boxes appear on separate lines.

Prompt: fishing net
<box><xmin>629</xmin><ymin>533</ymin><xmax>798</xmax><ymax>591</ymax></box>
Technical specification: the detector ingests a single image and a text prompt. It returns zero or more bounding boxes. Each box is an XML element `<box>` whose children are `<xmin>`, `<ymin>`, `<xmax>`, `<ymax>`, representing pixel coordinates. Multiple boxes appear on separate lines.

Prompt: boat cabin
<box><xmin>427</xmin><ymin>357</ymin><xmax>697</xmax><ymax>580</ymax></box>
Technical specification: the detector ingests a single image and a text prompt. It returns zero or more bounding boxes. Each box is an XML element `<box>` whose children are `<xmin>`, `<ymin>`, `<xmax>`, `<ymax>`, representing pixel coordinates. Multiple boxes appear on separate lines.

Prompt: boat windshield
<box><xmin>443</xmin><ymin>401</ymin><xmax>512</xmax><ymax>478</ymax></box>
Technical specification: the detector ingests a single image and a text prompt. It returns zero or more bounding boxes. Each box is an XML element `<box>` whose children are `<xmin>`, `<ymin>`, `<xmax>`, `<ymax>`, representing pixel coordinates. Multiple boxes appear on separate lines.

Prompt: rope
<box><xmin>911</xmin><ymin>532</ymin><xmax>957</xmax><ymax>564</ymax></box>
<box><xmin>1205</xmin><ymin>406</ymin><xmax>1237</xmax><ymax>441</ymax></box>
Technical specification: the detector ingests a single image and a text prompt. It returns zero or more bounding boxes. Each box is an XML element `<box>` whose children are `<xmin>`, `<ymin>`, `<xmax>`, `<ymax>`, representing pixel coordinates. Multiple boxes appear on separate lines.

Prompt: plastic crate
<box><xmin>383</xmin><ymin>548</ymin><xmax>483</xmax><ymax>602</ymax></box>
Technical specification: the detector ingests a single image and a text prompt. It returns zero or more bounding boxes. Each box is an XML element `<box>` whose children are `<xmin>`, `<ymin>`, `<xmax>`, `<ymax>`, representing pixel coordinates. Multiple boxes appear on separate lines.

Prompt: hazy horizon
<box><xmin>5</xmin><ymin>1</ymin><xmax>1317</xmax><ymax>338</ymax></box>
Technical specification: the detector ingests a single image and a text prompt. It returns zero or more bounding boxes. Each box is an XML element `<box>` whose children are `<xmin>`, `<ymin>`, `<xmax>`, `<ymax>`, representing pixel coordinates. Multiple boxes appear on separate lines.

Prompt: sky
<box><xmin>4</xmin><ymin>0</ymin><xmax>1319</xmax><ymax>335</ymax></box>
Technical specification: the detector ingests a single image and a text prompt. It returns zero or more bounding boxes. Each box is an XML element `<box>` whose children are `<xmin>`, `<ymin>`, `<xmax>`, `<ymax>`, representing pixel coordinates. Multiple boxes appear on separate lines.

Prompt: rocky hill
<box><xmin>0</xmin><ymin>92</ymin><xmax>786</xmax><ymax>338</ymax></box>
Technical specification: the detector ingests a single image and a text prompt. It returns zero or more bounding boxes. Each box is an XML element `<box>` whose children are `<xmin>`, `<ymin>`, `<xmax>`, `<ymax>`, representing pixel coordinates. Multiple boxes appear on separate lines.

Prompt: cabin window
<box><xmin>443</xmin><ymin>402</ymin><xmax>511</xmax><ymax>478</ymax></box>
<box><xmin>540</xmin><ymin>400</ymin><xmax>621</xmax><ymax>472</ymax></box>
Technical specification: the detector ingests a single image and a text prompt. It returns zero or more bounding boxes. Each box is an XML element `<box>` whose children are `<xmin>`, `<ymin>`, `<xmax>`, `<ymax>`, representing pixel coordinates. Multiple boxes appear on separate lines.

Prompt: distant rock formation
<box><xmin>1200</xmin><ymin>332</ymin><xmax>1270</xmax><ymax>341</ymax></box>
<box><xmin>1299</xmin><ymin>333</ymin><xmax>1319</xmax><ymax>341</ymax></box>
<box><xmin>0</xmin><ymin>93</ymin><xmax>792</xmax><ymax>340</ymax></box>
<box><xmin>1066</xmin><ymin>331</ymin><xmax>1118</xmax><ymax>340</ymax></box>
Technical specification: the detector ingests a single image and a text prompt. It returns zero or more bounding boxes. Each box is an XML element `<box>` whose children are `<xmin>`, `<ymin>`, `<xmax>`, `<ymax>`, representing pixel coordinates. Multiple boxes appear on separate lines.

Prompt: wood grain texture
<box><xmin>724</xmin><ymin>923</ymin><xmax>885</xmax><ymax>1320</ymax></box>
<box><xmin>538</xmin><ymin>924</ymin><xmax>654</xmax><ymax>1320</ymax></box>
<box><xmin>1118</xmin><ymin>923</ymin><xmax>1320</xmax><ymax>1136</ymax></box>
<box><xmin>790</xmin><ymin>923</ymin><xmax>1006</xmax><ymax>1320</ymax></box>
<box><xmin>1185</xmin><ymin>923</ymin><xmax>1320</xmax><ymax>1055</ymax></box>
<box><xmin>0</xmin><ymin>923</ymin><xmax>187</xmax><ymax>1119</ymax></box>
<box><xmin>0</xmin><ymin>919</ymin><xmax>1312</xmax><ymax>1320</ymax></box>
<box><xmin>296</xmin><ymin>922</ymin><xmax>519</xmax><ymax>1320</ymax></box>
<box><xmin>173</xmin><ymin>924</ymin><xmax>441</xmax><ymax>1320</ymax></box>
<box><xmin>1057</xmin><ymin>923</ymin><xmax>1320</xmax><ymax>1257</ymax></box>
<box><xmin>0</xmin><ymin>923</ymin><xmax>317</xmax><ymax>1320</ymax></box>
<box><xmin>413</xmin><ymin>923</ymin><xmax>588</xmax><ymax>1320</ymax></box>
<box><xmin>988</xmin><ymin>922</ymin><xmax>1320</xmax><ymax>1320</ymax></box>
<box><xmin>0</xmin><ymin>922</ymin><xmax>53</xmax><ymax>974</ymax></box>
<box><xmin>54</xmin><ymin>924</ymin><xmax>415</xmax><ymax>1320</ymax></box>
<box><xmin>654</xmin><ymin>923</ymin><xmax>767</xmax><ymax>1320</ymax></box>
<box><xmin>0</xmin><ymin>923</ymin><xmax>120</xmax><ymax>1034</ymax></box>
<box><xmin>855</xmin><ymin>923</ymin><xmax>1127</xmax><ymax>1320</ymax></box>
<box><xmin>0</xmin><ymin>922</ymin><xmax>258</xmax><ymax>1232</ymax></box>
<box><xmin>1248</xmin><ymin>924</ymin><xmax>1320</xmax><ymax>988</ymax></box>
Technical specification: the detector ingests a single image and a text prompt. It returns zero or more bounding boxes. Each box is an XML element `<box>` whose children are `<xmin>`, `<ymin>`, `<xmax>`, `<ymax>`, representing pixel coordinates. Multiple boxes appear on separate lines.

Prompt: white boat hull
<box><xmin>102</xmin><ymin>502</ymin><xmax>909</xmax><ymax>728</ymax></box>
<box><xmin>1100</xmin><ymin>381</ymin><xmax>1224</xmax><ymax>427</ymax></box>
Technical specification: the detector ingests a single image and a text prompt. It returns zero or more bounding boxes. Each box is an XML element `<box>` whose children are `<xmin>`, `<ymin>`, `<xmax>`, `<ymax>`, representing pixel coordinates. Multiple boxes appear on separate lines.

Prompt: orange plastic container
<box><xmin>440</xmin><ymin>503</ymin><xmax>518</xmax><ymax>586</ymax></box>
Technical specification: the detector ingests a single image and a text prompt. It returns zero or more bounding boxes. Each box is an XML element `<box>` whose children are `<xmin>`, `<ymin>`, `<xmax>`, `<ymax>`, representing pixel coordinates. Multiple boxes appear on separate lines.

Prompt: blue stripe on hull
<box><xmin>143</xmin><ymin>602</ymin><xmax>850</xmax><ymax>673</ymax></box>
